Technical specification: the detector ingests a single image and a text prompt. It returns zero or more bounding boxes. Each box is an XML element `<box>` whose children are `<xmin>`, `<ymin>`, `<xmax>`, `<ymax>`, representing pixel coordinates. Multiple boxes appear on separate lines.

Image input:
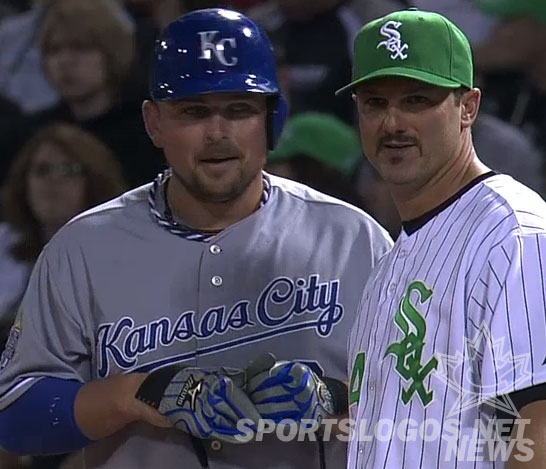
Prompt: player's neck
<box><xmin>392</xmin><ymin>138</ymin><xmax>490</xmax><ymax>222</ymax></box>
<box><xmin>166</xmin><ymin>174</ymin><xmax>264</xmax><ymax>232</ymax></box>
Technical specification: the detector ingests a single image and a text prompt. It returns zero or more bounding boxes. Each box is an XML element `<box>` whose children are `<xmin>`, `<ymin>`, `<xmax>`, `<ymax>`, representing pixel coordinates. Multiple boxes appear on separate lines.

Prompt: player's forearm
<box><xmin>0</xmin><ymin>375</ymin><xmax>167</xmax><ymax>455</ymax></box>
<box><xmin>74</xmin><ymin>373</ymin><xmax>170</xmax><ymax>440</ymax></box>
<box><xmin>0</xmin><ymin>377</ymin><xmax>91</xmax><ymax>455</ymax></box>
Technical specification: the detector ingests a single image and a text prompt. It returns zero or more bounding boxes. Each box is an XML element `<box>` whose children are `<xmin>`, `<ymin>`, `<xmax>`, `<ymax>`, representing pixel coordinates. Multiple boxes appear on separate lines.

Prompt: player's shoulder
<box><xmin>269</xmin><ymin>173</ymin><xmax>371</xmax><ymax>219</ymax></box>
<box><xmin>480</xmin><ymin>174</ymin><xmax>546</xmax><ymax>235</ymax></box>
<box><xmin>44</xmin><ymin>184</ymin><xmax>152</xmax><ymax>250</ymax></box>
<box><xmin>268</xmin><ymin>173</ymin><xmax>391</xmax><ymax>237</ymax></box>
<box><xmin>69</xmin><ymin>183</ymin><xmax>150</xmax><ymax>225</ymax></box>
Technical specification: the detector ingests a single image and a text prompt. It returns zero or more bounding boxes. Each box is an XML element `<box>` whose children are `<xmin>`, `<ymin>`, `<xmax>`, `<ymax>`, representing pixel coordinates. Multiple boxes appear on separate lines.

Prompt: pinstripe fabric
<box><xmin>348</xmin><ymin>174</ymin><xmax>546</xmax><ymax>468</ymax></box>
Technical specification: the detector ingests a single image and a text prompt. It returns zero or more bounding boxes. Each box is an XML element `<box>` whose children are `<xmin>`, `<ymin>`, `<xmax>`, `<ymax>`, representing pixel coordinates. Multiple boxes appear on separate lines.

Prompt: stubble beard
<box><xmin>171</xmin><ymin>163</ymin><xmax>262</xmax><ymax>204</ymax></box>
<box><xmin>171</xmin><ymin>140</ymin><xmax>264</xmax><ymax>203</ymax></box>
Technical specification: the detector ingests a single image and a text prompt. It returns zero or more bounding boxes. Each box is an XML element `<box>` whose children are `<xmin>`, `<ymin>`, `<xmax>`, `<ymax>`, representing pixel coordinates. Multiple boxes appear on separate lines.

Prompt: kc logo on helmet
<box><xmin>198</xmin><ymin>30</ymin><xmax>238</xmax><ymax>66</ymax></box>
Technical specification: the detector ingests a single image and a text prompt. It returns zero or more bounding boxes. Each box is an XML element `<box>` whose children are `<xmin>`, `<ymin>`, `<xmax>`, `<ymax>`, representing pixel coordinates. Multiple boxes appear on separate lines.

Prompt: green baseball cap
<box><xmin>336</xmin><ymin>8</ymin><xmax>473</xmax><ymax>95</ymax></box>
<box><xmin>268</xmin><ymin>112</ymin><xmax>362</xmax><ymax>177</ymax></box>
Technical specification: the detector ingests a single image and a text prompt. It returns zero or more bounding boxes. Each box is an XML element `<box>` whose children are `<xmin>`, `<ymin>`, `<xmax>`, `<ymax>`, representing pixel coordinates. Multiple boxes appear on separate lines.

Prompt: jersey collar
<box><xmin>402</xmin><ymin>171</ymin><xmax>497</xmax><ymax>236</ymax></box>
<box><xmin>148</xmin><ymin>169</ymin><xmax>271</xmax><ymax>242</ymax></box>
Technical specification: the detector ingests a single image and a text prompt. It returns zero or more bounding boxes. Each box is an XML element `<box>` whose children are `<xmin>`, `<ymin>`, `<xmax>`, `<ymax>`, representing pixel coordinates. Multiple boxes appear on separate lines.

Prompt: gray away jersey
<box><xmin>0</xmin><ymin>173</ymin><xmax>392</xmax><ymax>469</ymax></box>
<box><xmin>348</xmin><ymin>174</ymin><xmax>546</xmax><ymax>468</ymax></box>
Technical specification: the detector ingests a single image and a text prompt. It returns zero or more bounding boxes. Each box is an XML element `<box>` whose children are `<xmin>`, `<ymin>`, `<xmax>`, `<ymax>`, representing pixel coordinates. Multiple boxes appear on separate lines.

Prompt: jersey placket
<box><xmin>354</xmin><ymin>232</ymin><xmax>421</xmax><ymax>467</ymax></box>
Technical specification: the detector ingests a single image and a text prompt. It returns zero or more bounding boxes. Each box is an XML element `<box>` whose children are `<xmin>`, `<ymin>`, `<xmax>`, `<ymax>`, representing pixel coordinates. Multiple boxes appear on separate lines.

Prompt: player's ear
<box><xmin>142</xmin><ymin>100</ymin><xmax>163</xmax><ymax>148</ymax></box>
<box><xmin>460</xmin><ymin>88</ymin><xmax>481</xmax><ymax>130</ymax></box>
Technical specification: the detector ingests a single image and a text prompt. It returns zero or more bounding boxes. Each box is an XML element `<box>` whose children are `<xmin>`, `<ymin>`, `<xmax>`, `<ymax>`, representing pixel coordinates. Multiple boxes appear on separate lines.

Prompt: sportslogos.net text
<box><xmin>235</xmin><ymin>417</ymin><xmax>534</xmax><ymax>462</ymax></box>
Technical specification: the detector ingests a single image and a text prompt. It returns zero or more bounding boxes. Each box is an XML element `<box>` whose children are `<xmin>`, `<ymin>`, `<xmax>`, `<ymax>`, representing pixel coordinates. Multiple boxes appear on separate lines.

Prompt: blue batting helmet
<box><xmin>150</xmin><ymin>8</ymin><xmax>287</xmax><ymax>148</ymax></box>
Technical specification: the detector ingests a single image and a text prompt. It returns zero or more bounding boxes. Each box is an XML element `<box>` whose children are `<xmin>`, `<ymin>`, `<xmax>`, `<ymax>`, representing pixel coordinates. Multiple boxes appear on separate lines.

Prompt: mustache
<box><xmin>377</xmin><ymin>135</ymin><xmax>418</xmax><ymax>151</ymax></box>
<box><xmin>197</xmin><ymin>141</ymin><xmax>243</xmax><ymax>160</ymax></box>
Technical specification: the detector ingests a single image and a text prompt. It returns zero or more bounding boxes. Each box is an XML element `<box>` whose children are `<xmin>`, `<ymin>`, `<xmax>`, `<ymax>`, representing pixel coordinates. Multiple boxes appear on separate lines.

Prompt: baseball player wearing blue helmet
<box><xmin>0</xmin><ymin>9</ymin><xmax>392</xmax><ymax>468</ymax></box>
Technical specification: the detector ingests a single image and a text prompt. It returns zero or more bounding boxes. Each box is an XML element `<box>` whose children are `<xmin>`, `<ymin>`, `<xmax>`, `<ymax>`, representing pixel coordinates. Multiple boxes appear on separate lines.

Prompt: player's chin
<box><xmin>378</xmin><ymin>161</ymin><xmax>424</xmax><ymax>185</ymax></box>
<box><xmin>199</xmin><ymin>167</ymin><xmax>246</xmax><ymax>188</ymax></box>
<box><xmin>194</xmin><ymin>179</ymin><xmax>248</xmax><ymax>203</ymax></box>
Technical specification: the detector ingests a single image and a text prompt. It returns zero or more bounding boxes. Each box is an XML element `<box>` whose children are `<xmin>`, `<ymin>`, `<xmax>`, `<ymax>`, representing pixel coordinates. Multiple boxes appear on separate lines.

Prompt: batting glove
<box><xmin>135</xmin><ymin>365</ymin><xmax>261</xmax><ymax>443</ymax></box>
<box><xmin>244</xmin><ymin>353</ymin><xmax>347</xmax><ymax>425</ymax></box>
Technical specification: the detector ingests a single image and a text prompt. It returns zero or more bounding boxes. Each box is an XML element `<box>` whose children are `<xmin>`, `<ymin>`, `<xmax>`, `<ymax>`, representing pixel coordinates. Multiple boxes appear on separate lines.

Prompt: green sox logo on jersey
<box><xmin>96</xmin><ymin>274</ymin><xmax>343</xmax><ymax>377</ymax></box>
<box><xmin>384</xmin><ymin>281</ymin><xmax>438</xmax><ymax>406</ymax></box>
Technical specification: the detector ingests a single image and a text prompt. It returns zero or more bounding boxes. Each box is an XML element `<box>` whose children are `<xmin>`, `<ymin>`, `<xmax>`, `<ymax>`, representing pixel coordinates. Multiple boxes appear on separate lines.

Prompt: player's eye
<box><xmin>224</xmin><ymin>102</ymin><xmax>260</xmax><ymax>119</ymax></box>
<box><xmin>358</xmin><ymin>97</ymin><xmax>388</xmax><ymax>115</ymax></box>
<box><xmin>180</xmin><ymin>105</ymin><xmax>211</xmax><ymax>118</ymax></box>
<box><xmin>404</xmin><ymin>95</ymin><xmax>432</xmax><ymax>107</ymax></box>
<box><xmin>364</xmin><ymin>97</ymin><xmax>388</xmax><ymax>108</ymax></box>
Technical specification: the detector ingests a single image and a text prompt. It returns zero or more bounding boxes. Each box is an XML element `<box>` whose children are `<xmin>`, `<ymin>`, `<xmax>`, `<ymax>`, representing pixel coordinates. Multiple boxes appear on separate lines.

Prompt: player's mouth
<box><xmin>200</xmin><ymin>156</ymin><xmax>239</xmax><ymax>165</ymax></box>
<box><xmin>378</xmin><ymin>135</ymin><xmax>418</xmax><ymax>151</ymax></box>
<box><xmin>383</xmin><ymin>142</ymin><xmax>415</xmax><ymax>149</ymax></box>
<box><xmin>380</xmin><ymin>143</ymin><xmax>417</xmax><ymax>154</ymax></box>
<box><xmin>380</xmin><ymin>139</ymin><xmax>418</xmax><ymax>153</ymax></box>
<box><xmin>379</xmin><ymin>141</ymin><xmax>419</xmax><ymax>162</ymax></box>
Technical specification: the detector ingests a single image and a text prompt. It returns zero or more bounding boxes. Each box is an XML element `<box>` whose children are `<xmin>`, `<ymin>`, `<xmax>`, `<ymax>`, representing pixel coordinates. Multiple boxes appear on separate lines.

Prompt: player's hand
<box><xmin>135</xmin><ymin>365</ymin><xmax>261</xmax><ymax>443</ymax></box>
<box><xmin>244</xmin><ymin>353</ymin><xmax>346</xmax><ymax>425</ymax></box>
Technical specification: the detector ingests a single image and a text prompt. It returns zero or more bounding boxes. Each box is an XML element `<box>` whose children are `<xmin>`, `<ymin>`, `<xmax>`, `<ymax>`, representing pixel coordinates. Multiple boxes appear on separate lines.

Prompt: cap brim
<box><xmin>335</xmin><ymin>67</ymin><xmax>463</xmax><ymax>96</ymax></box>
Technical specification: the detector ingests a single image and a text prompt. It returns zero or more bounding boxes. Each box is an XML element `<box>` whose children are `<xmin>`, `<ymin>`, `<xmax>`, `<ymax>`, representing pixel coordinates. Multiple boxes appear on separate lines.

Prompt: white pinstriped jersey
<box><xmin>348</xmin><ymin>173</ymin><xmax>546</xmax><ymax>468</ymax></box>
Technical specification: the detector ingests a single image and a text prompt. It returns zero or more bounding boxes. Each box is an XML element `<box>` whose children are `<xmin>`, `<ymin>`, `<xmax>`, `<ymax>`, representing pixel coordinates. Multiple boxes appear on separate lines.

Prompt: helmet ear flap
<box><xmin>267</xmin><ymin>94</ymin><xmax>288</xmax><ymax>150</ymax></box>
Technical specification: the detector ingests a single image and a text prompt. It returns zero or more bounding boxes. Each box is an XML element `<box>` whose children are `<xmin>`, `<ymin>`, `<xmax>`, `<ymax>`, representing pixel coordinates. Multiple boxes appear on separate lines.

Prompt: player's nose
<box><xmin>381</xmin><ymin>105</ymin><xmax>407</xmax><ymax>134</ymax></box>
<box><xmin>204</xmin><ymin>113</ymin><xmax>231</xmax><ymax>141</ymax></box>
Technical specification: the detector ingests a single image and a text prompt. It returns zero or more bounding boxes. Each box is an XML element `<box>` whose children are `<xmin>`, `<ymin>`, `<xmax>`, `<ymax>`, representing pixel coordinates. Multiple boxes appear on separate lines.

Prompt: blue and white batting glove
<box><xmin>244</xmin><ymin>353</ymin><xmax>347</xmax><ymax>425</ymax></box>
<box><xmin>135</xmin><ymin>365</ymin><xmax>261</xmax><ymax>443</ymax></box>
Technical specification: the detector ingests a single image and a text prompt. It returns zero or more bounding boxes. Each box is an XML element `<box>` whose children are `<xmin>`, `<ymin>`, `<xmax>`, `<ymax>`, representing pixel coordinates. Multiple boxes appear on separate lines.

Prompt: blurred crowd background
<box><xmin>0</xmin><ymin>0</ymin><xmax>546</xmax><ymax>466</ymax></box>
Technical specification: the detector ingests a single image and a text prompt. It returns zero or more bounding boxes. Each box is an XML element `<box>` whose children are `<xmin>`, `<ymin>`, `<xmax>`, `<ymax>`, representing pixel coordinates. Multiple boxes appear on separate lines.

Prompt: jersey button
<box><xmin>211</xmin><ymin>275</ymin><xmax>223</xmax><ymax>287</ymax></box>
<box><xmin>388</xmin><ymin>284</ymin><xmax>397</xmax><ymax>295</ymax></box>
<box><xmin>210</xmin><ymin>440</ymin><xmax>222</xmax><ymax>451</ymax></box>
<box><xmin>399</xmin><ymin>249</ymin><xmax>407</xmax><ymax>259</ymax></box>
<box><xmin>210</xmin><ymin>244</ymin><xmax>221</xmax><ymax>255</ymax></box>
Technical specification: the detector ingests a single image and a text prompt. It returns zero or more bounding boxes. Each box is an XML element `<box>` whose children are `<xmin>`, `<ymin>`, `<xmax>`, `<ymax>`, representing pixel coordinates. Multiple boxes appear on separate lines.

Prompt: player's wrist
<box><xmin>119</xmin><ymin>373</ymin><xmax>166</xmax><ymax>425</ymax></box>
<box><xmin>75</xmin><ymin>373</ymin><xmax>154</xmax><ymax>440</ymax></box>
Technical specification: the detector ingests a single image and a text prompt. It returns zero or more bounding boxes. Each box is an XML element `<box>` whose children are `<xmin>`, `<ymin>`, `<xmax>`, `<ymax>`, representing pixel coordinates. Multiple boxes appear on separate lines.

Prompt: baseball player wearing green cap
<box><xmin>342</xmin><ymin>8</ymin><xmax>546</xmax><ymax>468</ymax></box>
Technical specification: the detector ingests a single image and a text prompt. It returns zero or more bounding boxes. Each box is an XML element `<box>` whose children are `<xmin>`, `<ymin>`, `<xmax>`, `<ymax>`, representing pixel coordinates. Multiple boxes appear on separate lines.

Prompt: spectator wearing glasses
<box><xmin>0</xmin><ymin>123</ymin><xmax>127</xmax><ymax>347</ymax></box>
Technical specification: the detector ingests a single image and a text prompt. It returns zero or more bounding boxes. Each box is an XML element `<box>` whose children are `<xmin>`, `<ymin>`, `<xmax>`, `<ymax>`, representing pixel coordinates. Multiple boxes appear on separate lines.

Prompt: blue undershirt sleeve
<box><xmin>0</xmin><ymin>377</ymin><xmax>92</xmax><ymax>455</ymax></box>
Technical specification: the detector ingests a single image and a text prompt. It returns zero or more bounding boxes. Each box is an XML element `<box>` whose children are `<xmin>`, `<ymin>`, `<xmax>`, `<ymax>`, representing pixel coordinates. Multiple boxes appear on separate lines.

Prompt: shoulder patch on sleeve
<box><xmin>0</xmin><ymin>317</ymin><xmax>22</xmax><ymax>371</ymax></box>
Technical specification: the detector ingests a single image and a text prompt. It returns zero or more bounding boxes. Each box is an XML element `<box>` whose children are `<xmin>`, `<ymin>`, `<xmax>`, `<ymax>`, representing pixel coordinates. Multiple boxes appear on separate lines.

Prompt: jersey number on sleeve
<box><xmin>349</xmin><ymin>352</ymin><xmax>366</xmax><ymax>406</ymax></box>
